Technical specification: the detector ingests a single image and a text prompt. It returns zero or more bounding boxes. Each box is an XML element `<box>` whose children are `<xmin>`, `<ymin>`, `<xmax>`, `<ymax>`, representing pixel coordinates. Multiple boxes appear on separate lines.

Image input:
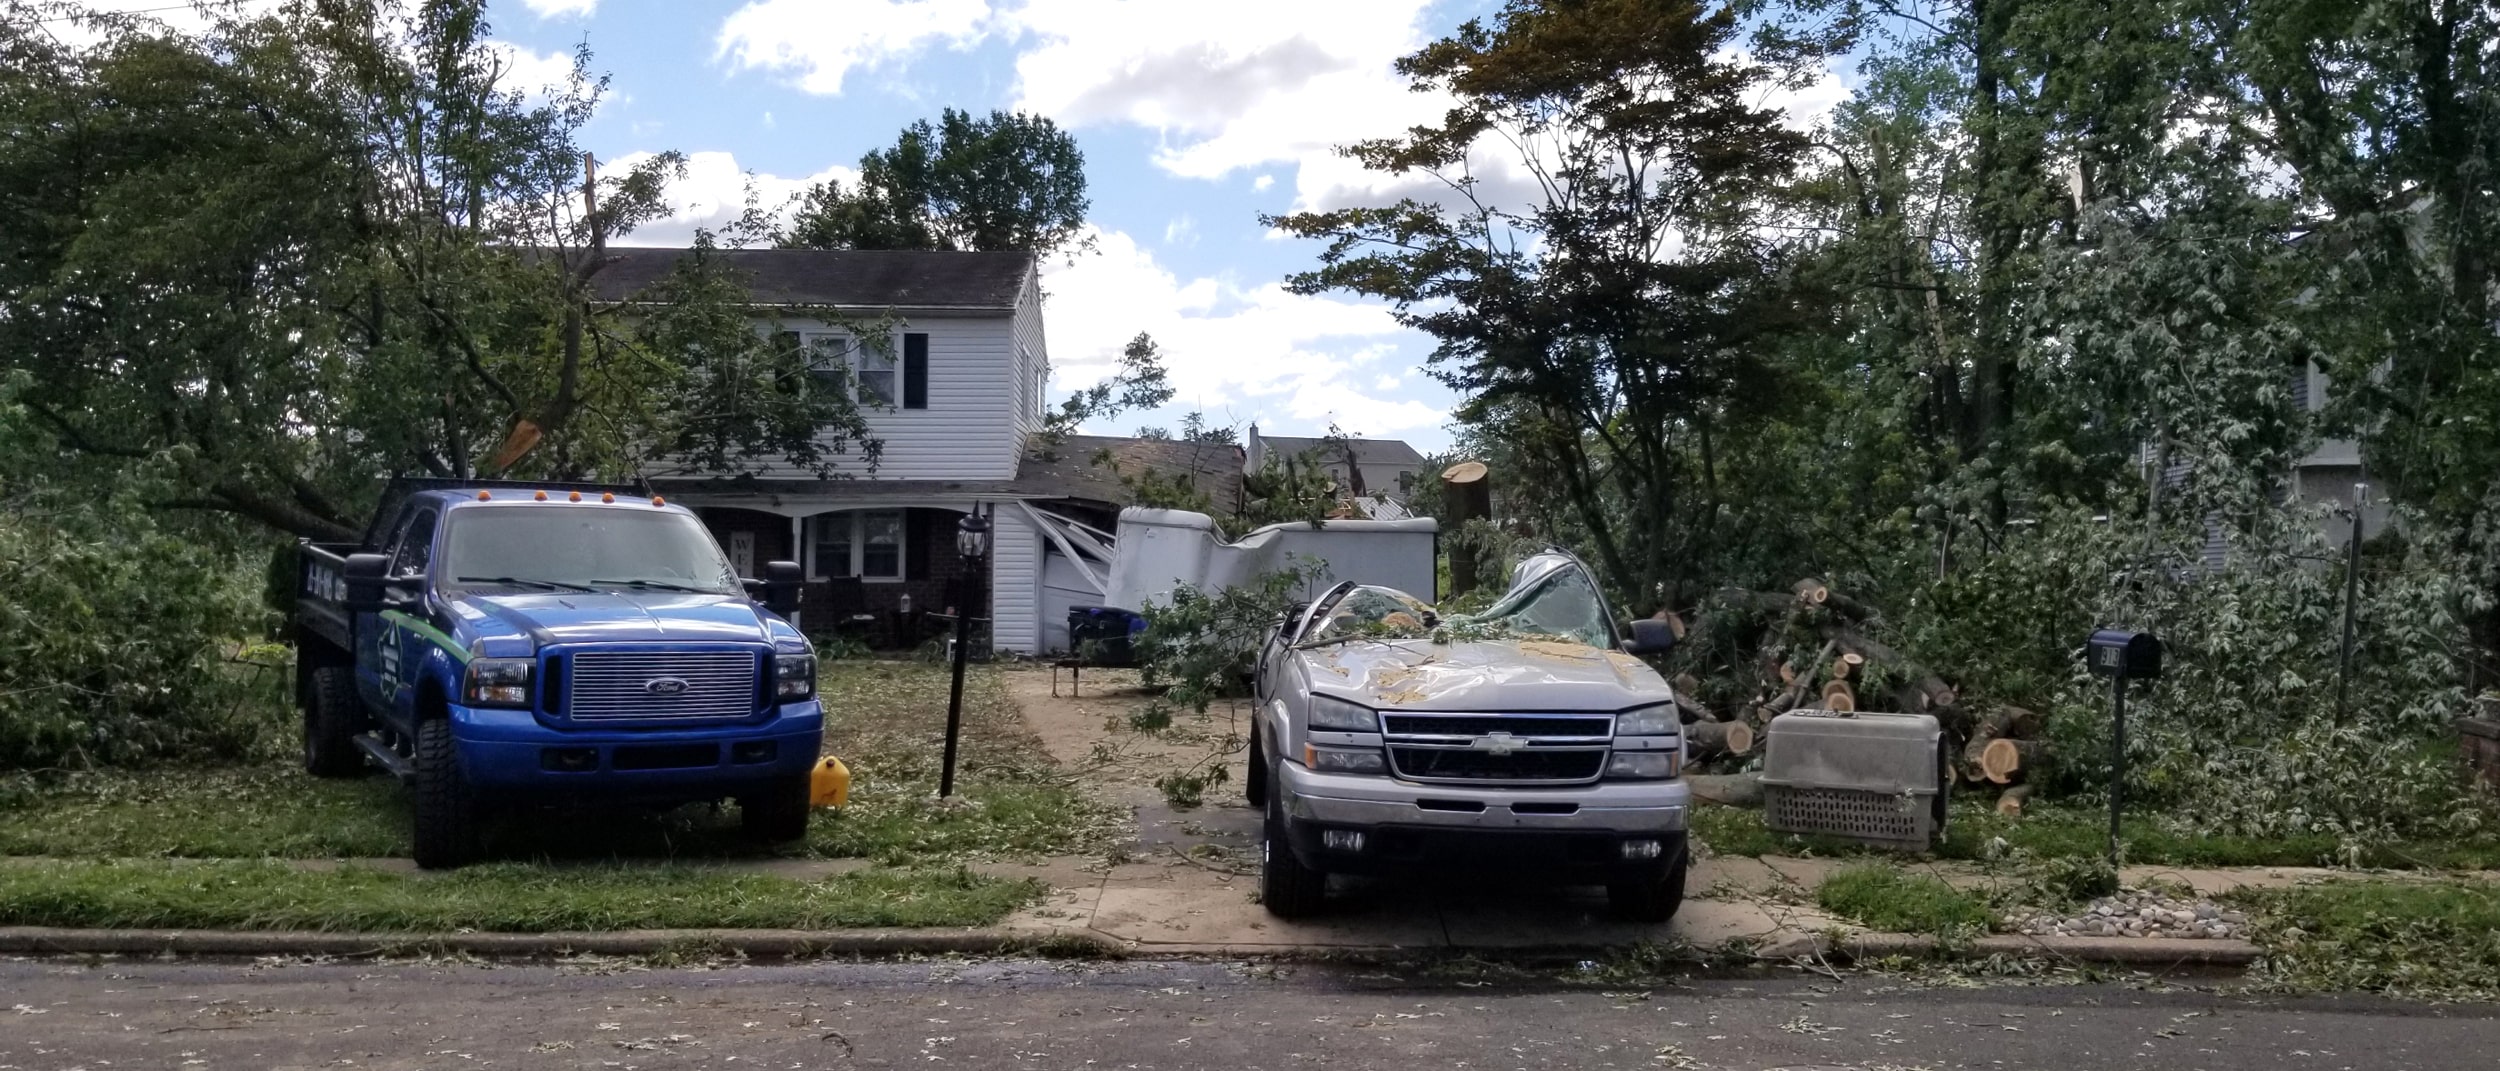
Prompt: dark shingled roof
<box><xmin>1259</xmin><ymin>434</ymin><xmax>1428</xmax><ymax>467</ymax></box>
<box><xmin>1013</xmin><ymin>435</ymin><xmax>1246</xmax><ymax>516</ymax></box>
<box><xmin>587</xmin><ymin>248</ymin><xmax>1034</xmax><ymax>310</ymax></box>
<box><xmin>648</xmin><ymin>435</ymin><xmax>1245</xmax><ymax>513</ymax></box>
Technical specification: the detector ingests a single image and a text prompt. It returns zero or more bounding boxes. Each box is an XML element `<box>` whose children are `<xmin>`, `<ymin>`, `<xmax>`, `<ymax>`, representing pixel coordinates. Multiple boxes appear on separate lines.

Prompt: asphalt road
<box><xmin>1</xmin><ymin>956</ymin><xmax>2492</xmax><ymax>1070</ymax></box>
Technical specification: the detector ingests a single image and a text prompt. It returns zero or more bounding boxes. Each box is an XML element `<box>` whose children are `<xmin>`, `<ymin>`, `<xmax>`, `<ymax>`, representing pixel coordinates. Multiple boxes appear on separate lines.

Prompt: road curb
<box><xmin>0</xmin><ymin>926</ymin><xmax>1123</xmax><ymax>961</ymax></box>
<box><xmin>1</xmin><ymin>925</ymin><xmax>2262</xmax><ymax>969</ymax></box>
<box><xmin>1828</xmin><ymin>932</ymin><xmax>2264</xmax><ymax>968</ymax></box>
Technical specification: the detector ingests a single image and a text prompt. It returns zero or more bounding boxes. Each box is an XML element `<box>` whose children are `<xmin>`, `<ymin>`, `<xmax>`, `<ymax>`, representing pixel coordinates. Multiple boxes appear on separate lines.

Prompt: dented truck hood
<box><xmin>1296</xmin><ymin>638</ymin><xmax>1669</xmax><ymax>713</ymax></box>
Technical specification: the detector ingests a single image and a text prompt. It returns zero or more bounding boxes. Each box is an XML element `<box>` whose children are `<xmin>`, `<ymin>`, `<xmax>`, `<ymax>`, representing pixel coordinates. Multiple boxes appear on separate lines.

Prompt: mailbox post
<box><xmin>2085</xmin><ymin>629</ymin><xmax>2163</xmax><ymax>868</ymax></box>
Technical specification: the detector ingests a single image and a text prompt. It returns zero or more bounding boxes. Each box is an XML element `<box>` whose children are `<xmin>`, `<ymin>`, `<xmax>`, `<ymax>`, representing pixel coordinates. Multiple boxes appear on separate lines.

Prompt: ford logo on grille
<box><xmin>1467</xmin><ymin>731</ymin><xmax>1526</xmax><ymax>756</ymax></box>
<box><xmin>643</xmin><ymin>677</ymin><xmax>691</xmax><ymax>697</ymax></box>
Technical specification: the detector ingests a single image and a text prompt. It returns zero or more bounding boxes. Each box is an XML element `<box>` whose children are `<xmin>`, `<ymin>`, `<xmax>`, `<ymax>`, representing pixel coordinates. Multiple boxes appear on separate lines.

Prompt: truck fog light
<box><xmin>1322</xmin><ymin>829</ymin><xmax>1367</xmax><ymax>853</ymax></box>
<box><xmin>1620</xmin><ymin>838</ymin><xmax>1663</xmax><ymax>860</ymax></box>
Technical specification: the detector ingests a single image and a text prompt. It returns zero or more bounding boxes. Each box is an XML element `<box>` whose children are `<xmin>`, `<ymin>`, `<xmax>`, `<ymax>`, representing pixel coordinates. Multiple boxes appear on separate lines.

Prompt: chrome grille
<box><xmin>566</xmin><ymin>649</ymin><xmax>759</xmax><ymax>721</ymax></box>
<box><xmin>1380</xmin><ymin>712</ymin><xmax>1613</xmax><ymax>785</ymax></box>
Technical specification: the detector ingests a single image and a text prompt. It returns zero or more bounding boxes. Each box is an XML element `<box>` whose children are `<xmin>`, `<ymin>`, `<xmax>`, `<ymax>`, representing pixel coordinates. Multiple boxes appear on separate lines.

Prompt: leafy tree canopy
<box><xmin>0</xmin><ymin>0</ymin><xmax>875</xmax><ymax>540</ymax></box>
<box><xmin>781</xmin><ymin>108</ymin><xmax>1091</xmax><ymax>261</ymax></box>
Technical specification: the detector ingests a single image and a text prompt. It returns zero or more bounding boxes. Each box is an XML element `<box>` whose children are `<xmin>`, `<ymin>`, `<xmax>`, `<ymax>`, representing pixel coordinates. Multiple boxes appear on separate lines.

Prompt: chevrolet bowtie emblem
<box><xmin>1468</xmin><ymin>731</ymin><xmax>1525</xmax><ymax>756</ymax></box>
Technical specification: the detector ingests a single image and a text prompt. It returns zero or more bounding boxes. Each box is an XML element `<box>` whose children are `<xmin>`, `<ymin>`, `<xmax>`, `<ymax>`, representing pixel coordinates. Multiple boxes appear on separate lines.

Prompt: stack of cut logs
<box><xmin>1662</xmin><ymin>577</ymin><xmax>2048</xmax><ymax>817</ymax></box>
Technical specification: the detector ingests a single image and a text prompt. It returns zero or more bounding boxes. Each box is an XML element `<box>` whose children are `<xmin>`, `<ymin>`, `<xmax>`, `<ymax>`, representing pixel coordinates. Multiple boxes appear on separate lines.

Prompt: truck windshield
<box><xmin>440</xmin><ymin>507</ymin><xmax>741</xmax><ymax>596</ymax></box>
<box><xmin>1459</xmin><ymin>556</ymin><xmax>1615</xmax><ymax>648</ymax></box>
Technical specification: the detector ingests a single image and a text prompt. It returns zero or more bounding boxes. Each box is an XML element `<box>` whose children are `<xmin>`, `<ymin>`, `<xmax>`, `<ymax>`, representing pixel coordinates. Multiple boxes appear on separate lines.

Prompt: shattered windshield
<box><xmin>1293</xmin><ymin>554</ymin><xmax>1617</xmax><ymax>649</ymax></box>
<box><xmin>1465</xmin><ymin>554</ymin><xmax>1615</xmax><ymax>648</ymax></box>
<box><xmin>1302</xmin><ymin>586</ymin><xmax>1437</xmax><ymax>644</ymax></box>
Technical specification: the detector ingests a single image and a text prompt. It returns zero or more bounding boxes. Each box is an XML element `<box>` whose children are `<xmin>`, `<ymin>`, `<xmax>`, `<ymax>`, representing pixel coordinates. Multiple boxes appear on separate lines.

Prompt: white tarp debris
<box><xmin>1101</xmin><ymin>507</ymin><xmax>1439</xmax><ymax>612</ymax></box>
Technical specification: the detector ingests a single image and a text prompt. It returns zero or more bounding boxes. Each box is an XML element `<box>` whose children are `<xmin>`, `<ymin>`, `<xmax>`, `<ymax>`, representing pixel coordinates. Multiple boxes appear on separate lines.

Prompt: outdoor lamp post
<box><xmin>938</xmin><ymin>508</ymin><xmax>991</xmax><ymax>798</ymax></box>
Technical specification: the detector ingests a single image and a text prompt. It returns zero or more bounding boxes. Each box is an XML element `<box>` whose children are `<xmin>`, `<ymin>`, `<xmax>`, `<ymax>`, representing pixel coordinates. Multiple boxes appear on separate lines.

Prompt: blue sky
<box><xmin>74</xmin><ymin>0</ymin><xmax>1849</xmax><ymax>453</ymax></box>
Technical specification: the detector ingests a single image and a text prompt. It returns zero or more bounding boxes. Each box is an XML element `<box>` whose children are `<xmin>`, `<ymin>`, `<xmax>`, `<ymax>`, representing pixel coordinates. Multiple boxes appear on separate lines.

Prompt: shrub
<box><xmin>1892</xmin><ymin>501</ymin><xmax>2494</xmax><ymax>852</ymax></box>
<box><xmin>0</xmin><ymin>502</ymin><xmax>283</xmax><ymax>770</ymax></box>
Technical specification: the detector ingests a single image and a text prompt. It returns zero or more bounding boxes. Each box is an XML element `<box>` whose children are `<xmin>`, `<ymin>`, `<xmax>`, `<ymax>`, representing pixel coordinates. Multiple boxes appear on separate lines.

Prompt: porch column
<box><xmin>788</xmin><ymin>514</ymin><xmax>805</xmax><ymax>631</ymax></box>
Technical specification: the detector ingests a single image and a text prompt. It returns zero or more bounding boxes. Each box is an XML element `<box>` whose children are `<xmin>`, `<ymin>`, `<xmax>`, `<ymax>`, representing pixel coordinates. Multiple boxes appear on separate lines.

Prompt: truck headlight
<box><xmin>1606</xmin><ymin>749</ymin><xmax>1681</xmax><ymax>780</ymax></box>
<box><xmin>1308</xmin><ymin>696</ymin><xmax>1378</xmax><ymax>731</ymax></box>
<box><xmin>1616</xmin><ymin>704</ymin><xmax>1678</xmax><ymax>736</ymax></box>
<box><xmin>463</xmin><ymin>658</ymin><xmax>533</xmax><ymax>708</ymax></box>
<box><xmin>775</xmin><ymin>652</ymin><xmax>816</xmax><ymax>700</ymax></box>
<box><xmin>1305</xmin><ymin>745</ymin><xmax>1387</xmax><ymax>774</ymax></box>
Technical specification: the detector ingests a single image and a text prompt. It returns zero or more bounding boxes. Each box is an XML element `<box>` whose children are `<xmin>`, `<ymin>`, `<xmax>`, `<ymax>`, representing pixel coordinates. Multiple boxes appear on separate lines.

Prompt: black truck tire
<box><xmin>1607</xmin><ymin>845</ymin><xmax>1689</xmax><ymax>923</ymax></box>
<box><xmin>1243</xmin><ymin>724</ymin><xmax>1267</xmax><ymax>808</ymax></box>
<box><xmin>1258</xmin><ymin>768</ymin><xmax>1327</xmax><ymax>918</ymax></box>
<box><xmin>411</xmin><ymin>717</ymin><xmax>481</xmax><ymax>869</ymax></box>
<box><xmin>740</xmin><ymin>775</ymin><xmax>812</xmax><ymax>843</ymax></box>
<box><xmin>301</xmin><ymin>665</ymin><xmax>366</xmax><ymax>779</ymax></box>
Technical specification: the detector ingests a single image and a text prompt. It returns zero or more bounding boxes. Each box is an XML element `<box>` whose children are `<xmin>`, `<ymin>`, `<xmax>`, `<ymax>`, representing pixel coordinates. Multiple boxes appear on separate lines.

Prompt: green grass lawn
<box><xmin>0</xmin><ymin>859</ymin><xmax>1040</xmax><ymax>931</ymax></box>
<box><xmin>1690</xmin><ymin>796</ymin><xmax>2500</xmax><ymax>871</ymax></box>
<box><xmin>2235</xmin><ymin>879</ymin><xmax>2500</xmax><ymax>998</ymax></box>
<box><xmin>0</xmin><ymin>661</ymin><xmax>1125</xmax><ymax>866</ymax></box>
<box><xmin>1813</xmin><ymin>865</ymin><xmax>1995</xmax><ymax>937</ymax></box>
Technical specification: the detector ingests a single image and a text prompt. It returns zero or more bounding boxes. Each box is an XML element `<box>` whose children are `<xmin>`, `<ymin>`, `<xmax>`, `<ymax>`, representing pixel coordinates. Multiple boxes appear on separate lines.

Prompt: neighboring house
<box><xmin>2288</xmin><ymin>359</ymin><xmax>2389</xmax><ymax>547</ymax></box>
<box><xmin>600</xmin><ymin>247</ymin><xmax>1243</xmax><ymax>654</ymax></box>
<box><xmin>1244</xmin><ymin>424</ymin><xmax>1429</xmax><ymax>503</ymax></box>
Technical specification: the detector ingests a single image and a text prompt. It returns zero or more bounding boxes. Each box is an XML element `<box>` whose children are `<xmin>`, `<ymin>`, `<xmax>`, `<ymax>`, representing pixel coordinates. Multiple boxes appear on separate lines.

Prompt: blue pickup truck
<box><xmin>294</xmin><ymin>479</ymin><xmax>821</xmax><ymax>868</ymax></box>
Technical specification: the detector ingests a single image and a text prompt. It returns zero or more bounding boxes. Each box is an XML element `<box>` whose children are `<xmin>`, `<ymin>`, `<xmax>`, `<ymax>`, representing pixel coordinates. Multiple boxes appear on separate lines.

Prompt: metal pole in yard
<box><xmin>2108</xmin><ymin>676</ymin><xmax>2127</xmax><ymax>870</ymax></box>
<box><xmin>940</xmin><ymin>603</ymin><xmax>972</xmax><ymax>798</ymax></box>
<box><xmin>938</xmin><ymin>506</ymin><xmax>991</xmax><ymax>799</ymax></box>
<box><xmin>2335</xmin><ymin>484</ymin><xmax>2367</xmax><ymax>725</ymax></box>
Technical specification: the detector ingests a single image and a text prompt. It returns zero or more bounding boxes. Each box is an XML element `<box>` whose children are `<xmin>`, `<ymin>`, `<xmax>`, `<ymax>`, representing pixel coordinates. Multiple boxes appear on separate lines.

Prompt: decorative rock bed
<box><xmin>2004</xmin><ymin>889</ymin><xmax>2247</xmax><ymax>940</ymax></box>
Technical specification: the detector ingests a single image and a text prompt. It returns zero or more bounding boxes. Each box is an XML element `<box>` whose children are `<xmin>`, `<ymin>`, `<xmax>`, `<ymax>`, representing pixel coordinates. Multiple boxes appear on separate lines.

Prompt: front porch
<box><xmin>697</xmin><ymin>503</ymin><xmax>994</xmax><ymax>651</ymax></box>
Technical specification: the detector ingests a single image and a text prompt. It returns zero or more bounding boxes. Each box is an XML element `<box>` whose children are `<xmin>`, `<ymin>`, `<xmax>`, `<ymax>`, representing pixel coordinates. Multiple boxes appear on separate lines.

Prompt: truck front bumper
<box><xmin>1275</xmin><ymin>763</ymin><xmax>1689</xmax><ymax>879</ymax></box>
<box><xmin>449</xmin><ymin>700</ymin><xmax>823</xmax><ymax>803</ymax></box>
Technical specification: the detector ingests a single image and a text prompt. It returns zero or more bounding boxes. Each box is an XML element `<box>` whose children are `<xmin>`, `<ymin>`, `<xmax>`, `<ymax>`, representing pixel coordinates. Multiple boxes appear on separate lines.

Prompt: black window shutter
<box><xmin>903</xmin><ymin>332</ymin><xmax>929</xmax><ymax>409</ymax></box>
<box><xmin>772</xmin><ymin>332</ymin><xmax>802</xmax><ymax>395</ymax></box>
<box><xmin>905</xmin><ymin>509</ymin><xmax>931</xmax><ymax>580</ymax></box>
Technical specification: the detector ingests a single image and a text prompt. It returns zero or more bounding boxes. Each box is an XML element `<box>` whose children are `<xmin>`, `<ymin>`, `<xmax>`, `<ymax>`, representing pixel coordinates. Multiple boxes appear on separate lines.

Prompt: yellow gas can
<box><xmin>809</xmin><ymin>756</ymin><xmax>851</xmax><ymax>809</ymax></box>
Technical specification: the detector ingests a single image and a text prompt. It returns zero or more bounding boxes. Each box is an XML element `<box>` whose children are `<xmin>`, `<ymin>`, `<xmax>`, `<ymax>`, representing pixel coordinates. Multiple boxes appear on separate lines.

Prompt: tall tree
<box><xmin>1268</xmin><ymin>0</ymin><xmax>1811</xmax><ymax>607</ymax></box>
<box><xmin>0</xmin><ymin>0</ymin><xmax>874</xmax><ymax>539</ymax></box>
<box><xmin>781</xmin><ymin>108</ymin><xmax>1091</xmax><ymax>260</ymax></box>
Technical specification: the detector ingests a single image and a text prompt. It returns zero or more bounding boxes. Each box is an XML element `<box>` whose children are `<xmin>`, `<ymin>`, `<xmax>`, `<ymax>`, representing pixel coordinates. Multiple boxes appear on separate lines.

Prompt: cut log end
<box><xmin>1979</xmin><ymin>737</ymin><xmax>2030</xmax><ymax>784</ymax></box>
<box><xmin>1996</xmin><ymin>784</ymin><xmax>2033</xmax><ymax>817</ymax></box>
<box><xmin>1819</xmin><ymin>679</ymin><xmax>1856</xmax><ymax>712</ymax></box>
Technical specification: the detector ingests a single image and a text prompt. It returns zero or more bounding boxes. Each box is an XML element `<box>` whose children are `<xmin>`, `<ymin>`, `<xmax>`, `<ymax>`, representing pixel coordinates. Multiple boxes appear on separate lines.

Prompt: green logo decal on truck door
<box><xmin>381</xmin><ymin>610</ymin><xmax>472</xmax><ymax>665</ymax></box>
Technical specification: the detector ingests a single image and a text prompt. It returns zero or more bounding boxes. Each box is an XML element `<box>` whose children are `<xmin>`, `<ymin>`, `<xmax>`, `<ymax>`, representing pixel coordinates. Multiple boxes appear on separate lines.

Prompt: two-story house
<box><xmin>597</xmin><ymin>247</ymin><xmax>1243</xmax><ymax>654</ymax></box>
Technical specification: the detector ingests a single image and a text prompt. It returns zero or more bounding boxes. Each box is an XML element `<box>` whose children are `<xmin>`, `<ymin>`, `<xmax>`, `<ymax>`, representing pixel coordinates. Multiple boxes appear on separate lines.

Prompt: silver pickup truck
<box><xmin>1247</xmin><ymin>552</ymin><xmax>1689</xmax><ymax>921</ymax></box>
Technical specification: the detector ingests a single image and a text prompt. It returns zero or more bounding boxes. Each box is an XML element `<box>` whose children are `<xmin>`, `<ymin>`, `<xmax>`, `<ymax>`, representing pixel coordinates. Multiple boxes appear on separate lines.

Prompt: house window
<box><xmin>809</xmin><ymin>510</ymin><xmax>905</xmax><ymax>581</ymax></box>
<box><xmin>804</xmin><ymin>333</ymin><xmax>896</xmax><ymax>407</ymax></box>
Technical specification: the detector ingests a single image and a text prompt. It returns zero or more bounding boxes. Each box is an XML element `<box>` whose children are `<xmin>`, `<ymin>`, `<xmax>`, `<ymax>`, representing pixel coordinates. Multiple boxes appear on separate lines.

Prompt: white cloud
<box><xmin>484</xmin><ymin>40</ymin><xmax>579</xmax><ymax>97</ymax></box>
<box><xmin>715</xmin><ymin>0</ymin><xmax>990</xmax><ymax>95</ymax></box>
<box><xmin>1161</xmin><ymin>215</ymin><xmax>1197</xmax><ymax>247</ymax></box>
<box><xmin>1251</xmin><ymin>174</ymin><xmax>1275</xmax><ymax>193</ymax></box>
<box><xmin>1042</xmin><ymin>227</ymin><xmax>1444</xmax><ymax>438</ymax></box>
<box><xmin>520</xmin><ymin>0</ymin><xmax>600</xmax><ymax>17</ymax></box>
<box><xmin>1743</xmin><ymin>53</ymin><xmax>1852</xmax><ymax>134</ymax></box>
<box><xmin>1004</xmin><ymin>1</ymin><xmax>1445</xmax><ymax>188</ymax></box>
<box><xmin>605</xmin><ymin>150</ymin><xmax>857</xmax><ymax>248</ymax></box>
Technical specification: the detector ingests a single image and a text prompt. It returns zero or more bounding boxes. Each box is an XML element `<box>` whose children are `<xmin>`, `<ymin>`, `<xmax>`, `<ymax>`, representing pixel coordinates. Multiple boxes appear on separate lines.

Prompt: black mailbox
<box><xmin>2086</xmin><ymin>628</ymin><xmax>2162</xmax><ymax>680</ymax></box>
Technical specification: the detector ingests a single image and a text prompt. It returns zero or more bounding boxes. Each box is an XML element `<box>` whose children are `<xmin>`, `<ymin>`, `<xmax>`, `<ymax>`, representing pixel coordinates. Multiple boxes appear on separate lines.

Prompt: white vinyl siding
<box><xmin>737</xmin><ymin>312</ymin><xmax>1024</xmax><ymax>480</ymax></box>
<box><xmin>1009</xmin><ymin>266</ymin><xmax>1049</xmax><ymax>450</ymax></box>
<box><xmin>987</xmin><ymin>506</ymin><xmax>1041</xmax><ymax>653</ymax></box>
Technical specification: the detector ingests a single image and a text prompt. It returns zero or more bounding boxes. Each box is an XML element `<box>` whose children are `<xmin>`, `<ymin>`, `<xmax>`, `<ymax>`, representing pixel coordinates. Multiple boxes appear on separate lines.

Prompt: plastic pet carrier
<box><xmin>1758</xmin><ymin>709</ymin><xmax>1948</xmax><ymax>851</ymax></box>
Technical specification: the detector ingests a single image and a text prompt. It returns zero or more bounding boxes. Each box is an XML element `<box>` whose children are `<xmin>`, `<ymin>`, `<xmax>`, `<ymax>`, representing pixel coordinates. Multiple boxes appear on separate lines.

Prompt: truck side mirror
<box><xmin>761</xmin><ymin>560</ymin><xmax>804</xmax><ymax>617</ymax></box>
<box><xmin>1622</xmin><ymin>617</ymin><xmax>1677</xmax><ymax>657</ymax></box>
<box><xmin>342</xmin><ymin>553</ymin><xmax>393</xmax><ymax>613</ymax></box>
